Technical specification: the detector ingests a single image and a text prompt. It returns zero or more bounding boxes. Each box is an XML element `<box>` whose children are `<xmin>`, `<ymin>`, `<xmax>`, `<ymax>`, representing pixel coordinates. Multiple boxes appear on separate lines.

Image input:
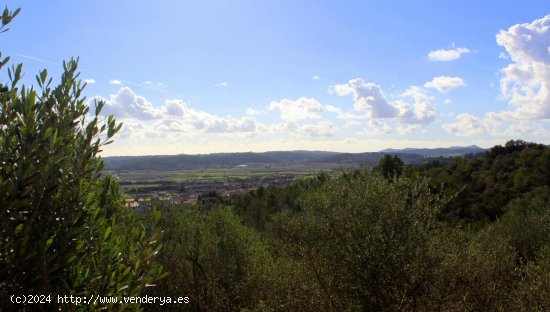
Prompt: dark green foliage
<box><xmin>377</xmin><ymin>154</ymin><xmax>404</xmax><ymax>179</ymax></box>
<box><xmin>512</xmin><ymin>246</ymin><xmax>550</xmax><ymax>311</ymax></box>
<box><xmin>232</xmin><ymin>183</ymin><xmax>303</xmax><ymax>232</ymax></box>
<box><xmin>0</xmin><ymin>6</ymin><xmax>20</xmax><ymax>33</ymax></box>
<box><xmin>147</xmin><ymin>207</ymin><xmax>273</xmax><ymax>311</ymax></box>
<box><xmin>280</xmin><ymin>171</ymin><xmax>446</xmax><ymax>311</ymax></box>
<box><xmin>495</xmin><ymin>186</ymin><xmax>550</xmax><ymax>264</ymax></box>
<box><xmin>414</xmin><ymin>140</ymin><xmax>549</xmax><ymax>223</ymax></box>
<box><xmin>148</xmin><ymin>141</ymin><xmax>549</xmax><ymax>311</ymax></box>
<box><xmin>197</xmin><ymin>190</ymin><xmax>226</xmax><ymax>209</ymax></box>
<box><xmin>0</xmin><ymin>9</ymin><xmax>162</xmax><ymax>310</ymax></box>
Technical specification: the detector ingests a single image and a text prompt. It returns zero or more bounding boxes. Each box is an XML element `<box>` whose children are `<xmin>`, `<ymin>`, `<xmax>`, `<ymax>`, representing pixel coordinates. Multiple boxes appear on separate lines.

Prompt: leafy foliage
<box><xmin>377</xmin><ymin>154</ymin><xmax>404</xmax><ymax>179</ymax></box>
<box><xmin>279</xmin><ymin>172</ymin><xmax>446</xmax><ymax>311</ymax></box>
<box><xmin>0</xmin><ymin>8</ymin><xmax>162</xmax><ymax>310</ymax></box>
<box><xmin>147</xmin><ymin>207</ymin><xmax>273</xmax><ymax>311</ymax></box>
<box><xmin>413</xmin><ymin>140</ymin><xmax>549</xmax><ymax>223</ymax></box>
<box><xmin>150</xmin><ymin>143</ymin><xmax>549</xmax><ymax>311</ymax></box>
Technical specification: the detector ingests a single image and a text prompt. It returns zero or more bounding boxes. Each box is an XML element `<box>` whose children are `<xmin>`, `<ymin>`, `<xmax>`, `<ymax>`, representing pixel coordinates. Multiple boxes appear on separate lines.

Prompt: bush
<box><xmin>281</xmin><ymin>171</ymin><xmax>447</xmax><ymax>311</ymax></box>
<box><xmin>0</xmin><ymin>8</ymin><xmax>162</xmax><ymax>310</ymax></box>
<box><xmin>148</xmin><ymin>206</ymin><xmax>273</xmax><ymax>311</ymax></box>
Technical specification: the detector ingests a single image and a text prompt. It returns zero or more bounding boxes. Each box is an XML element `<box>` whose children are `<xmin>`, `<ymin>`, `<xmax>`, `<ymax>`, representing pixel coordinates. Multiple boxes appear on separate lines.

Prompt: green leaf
<box><xmin>43</xmin><ymin>127</ymin><xmax>52</xmax><ymax>140</ymax></box>
<box><xmin>2</xmin><ymin>8</ymin><xmax>8</xmax><ymax>23</ymax></box>
<box><xmin>40</xmin><ymin>69</ymin><xmax>47</xmax><ymax>84</ymax></box>
<box><xmin>104</xmin><ymin>226</ymin><xmax>112</xmax><ymax>240</ymax></box>
<box><xmin>45</xmin><ymin>237</ymin><xmax>54</xmax><ymax>249</ymax></box>
<box><xmin>1</xmin><ymin>56</ymin><xmax>9</xmax><ymax>67</ymax></box>
<box><xmin>15</xmin><ymin>223</ymin><xmax>24</xmax><ymax>234</ymax></box>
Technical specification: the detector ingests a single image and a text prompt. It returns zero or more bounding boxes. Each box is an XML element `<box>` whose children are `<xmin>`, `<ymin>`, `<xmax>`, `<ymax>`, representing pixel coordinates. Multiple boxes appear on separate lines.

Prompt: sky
<box><xmin>2</xmin><ymin>0</ymin><xmax>550</xmax><ymax>155</ymax></box>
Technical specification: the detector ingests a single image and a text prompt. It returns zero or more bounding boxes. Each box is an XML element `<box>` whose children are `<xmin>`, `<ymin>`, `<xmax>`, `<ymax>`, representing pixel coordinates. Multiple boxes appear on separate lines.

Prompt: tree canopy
<box><xmin>0</xmin><ymin>7</ymin><xmax>162</xmax><ymax>311</ymax></box>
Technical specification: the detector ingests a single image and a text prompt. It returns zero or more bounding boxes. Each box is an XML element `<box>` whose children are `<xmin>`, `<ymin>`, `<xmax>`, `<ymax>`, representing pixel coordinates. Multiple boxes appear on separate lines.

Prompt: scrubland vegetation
<box><xmin>2</xmin><ymin>7</ymin><xmax>549</xmax><ymax>311</ymax></box>
<box><xmin>146</xmin><ymin>141</ymin><xmax>550</xmax><ymax>311</ymax></box>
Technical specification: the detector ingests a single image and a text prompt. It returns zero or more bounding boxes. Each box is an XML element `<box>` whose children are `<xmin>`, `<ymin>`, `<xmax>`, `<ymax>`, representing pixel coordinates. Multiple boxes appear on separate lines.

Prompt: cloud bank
<box><xmin>497</xmin><ymin>14</ymin><xmax>550</xmax><ymax>119</ymax></box>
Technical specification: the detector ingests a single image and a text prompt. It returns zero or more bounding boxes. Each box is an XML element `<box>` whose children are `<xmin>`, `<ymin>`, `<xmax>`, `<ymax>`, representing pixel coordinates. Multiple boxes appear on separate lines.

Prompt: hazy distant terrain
<box><xmin>103</xmin><ymin>145</ymin><xmax>485</xmax><ymax>171</ymax></box>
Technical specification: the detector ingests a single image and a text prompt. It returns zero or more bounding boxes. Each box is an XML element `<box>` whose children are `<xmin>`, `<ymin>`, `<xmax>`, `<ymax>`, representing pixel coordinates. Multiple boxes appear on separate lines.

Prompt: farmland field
<box><xmin>107</xmin><ymin>163</ymin><xmax>351</xmax><ymax>194</ymax></box>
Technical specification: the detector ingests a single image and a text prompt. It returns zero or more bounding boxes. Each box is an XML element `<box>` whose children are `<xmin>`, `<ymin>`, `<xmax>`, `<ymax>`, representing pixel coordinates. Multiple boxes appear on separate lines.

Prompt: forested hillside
<box><xmin>103</xmin><ymin>146</ymin><xmax>484</xmax><ymax>171</ymax></box>
<box><xmin>145</xmin><ymin>140</ymin><xmax>550</xmax><ymax>311</ymax></box>
<box><xmin>414</xmin><ymin>140</ymin><xmax>550</xmax><ymax>223</ymax></box>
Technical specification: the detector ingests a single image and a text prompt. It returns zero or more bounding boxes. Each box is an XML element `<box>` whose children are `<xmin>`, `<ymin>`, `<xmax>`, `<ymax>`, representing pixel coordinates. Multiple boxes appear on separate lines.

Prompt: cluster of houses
<box><xmin>122</xmin><ymin>173</ymin><xmax>300</xmax><ymax>211</ymax></box>
<box><xmin>124</xmin><ymin>192</ymin><xmax>192</xmax><ymax>211</ymax></box>
<box><xmin>124</xmin><ymin>188</ymin><xmax>256</xmax><ymax>211</ymax></box>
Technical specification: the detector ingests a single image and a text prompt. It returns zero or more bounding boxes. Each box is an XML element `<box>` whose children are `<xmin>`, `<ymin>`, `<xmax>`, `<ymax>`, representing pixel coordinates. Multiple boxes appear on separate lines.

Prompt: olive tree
<box><xmin>283</xmin><ymin>171</ymin><xmax>447</xmax><ymax>311</ymax></box>
<box><xmin>0</xmin><ymin>7</ymin><xmax>162</xmax><ymax>311</ymax></box>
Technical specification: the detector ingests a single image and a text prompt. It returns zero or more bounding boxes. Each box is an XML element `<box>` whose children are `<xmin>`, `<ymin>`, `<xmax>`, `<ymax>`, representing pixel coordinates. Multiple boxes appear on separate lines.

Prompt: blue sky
<box><xmin>3</xmin><ymin>0</ymin><xmax>550</xmax><ymax>155</ymax></box>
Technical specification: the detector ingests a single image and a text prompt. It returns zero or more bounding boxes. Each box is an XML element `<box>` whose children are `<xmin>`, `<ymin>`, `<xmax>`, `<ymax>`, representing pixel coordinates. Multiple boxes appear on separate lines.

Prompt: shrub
<box><xmin>0</xmin><ymin>8</ymin><xmax>162</xmax><ymax>310</ymax></box>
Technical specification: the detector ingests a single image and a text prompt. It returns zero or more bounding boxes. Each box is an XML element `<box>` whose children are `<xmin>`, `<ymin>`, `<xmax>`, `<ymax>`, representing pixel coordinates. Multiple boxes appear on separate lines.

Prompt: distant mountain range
<box><xmin>379</xmin><ymin>145</ymin><xmax>484</xmax><ymax>157</ymax></box>
<box><xmin>103</xmin><ymin>145</ymin><xmax>485</xmax><ymax>171</ymax></box>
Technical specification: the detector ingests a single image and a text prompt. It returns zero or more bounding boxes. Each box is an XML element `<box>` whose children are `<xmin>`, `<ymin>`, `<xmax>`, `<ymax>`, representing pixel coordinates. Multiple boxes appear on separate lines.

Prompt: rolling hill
<box><xmin>103</xmin><ymin>146</ymin><xmax>485</xmax><ymax>171</ymax></box>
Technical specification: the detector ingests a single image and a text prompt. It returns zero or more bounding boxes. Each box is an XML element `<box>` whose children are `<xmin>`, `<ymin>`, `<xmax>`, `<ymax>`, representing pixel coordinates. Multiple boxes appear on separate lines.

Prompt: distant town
<box><xmin>118</xmin><ymin>165</ymin><xmax>335</xmax><ymax>210</ymax></box>
<box><xmin>106</xmin><ymin>146</ymin><xmax>486</xmax><ymax>211</ymax></box>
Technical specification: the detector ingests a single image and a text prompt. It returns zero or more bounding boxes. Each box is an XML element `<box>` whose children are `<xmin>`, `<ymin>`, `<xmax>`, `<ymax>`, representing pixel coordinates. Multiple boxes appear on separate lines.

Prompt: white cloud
<box><xmin>344</xmin><ymin>120</ymin><xmax>362</xmax><ymax>128</ymax></box>
<box><xmin>504</xmin><ymin>121</ymin><xmax>550</xmax><ymax>137</ymax></box>
<box><xmin>116</xmin><ymin>119</ymin><xmax>146</xmax><ymax>140</ymax></box>
<box><xmin>483</xmin><ymin>112</ymin><xmax>507</xmax><ymax>135</ymax></box>
<box><xmin>159</xmin><ymin>99</ymin><xmax>258</xmax><ymax>133</ymax></box>
<box><xmin>428</xmin><ymin>46</ymin><xmax>470</xmax><ymax>61</ymax></box>
<box><xmin>269</xmin><ymin>97</ymin><xmax>324</xmax><ymax>121</ymax></box>
<box><xmin>442</xmin><ymin>110</ymin><xmax>550</xmax><ymax>138</ymax></box>
<box><xmin>100</xmin><ymin>87</ymin><xmax>163</xmax><ymax>120</ymax></box>
<box><xmin>325</xmin><ymin>104</ymin><xmax>366</xmax><ymax>120</ymax></box>
<box><xmin>497</xmin><ymin>14</ymin><xmax>550</xmax><ymax>119</ymax></box>
<box><xmin>329</xmin><ymin>83</ymin><xmax>354</xmax><ymax>96</ymax></box>
<box><xmin>298</xmin><ymin>120</ymin><xmax>336</xmax><ymax>137</ymax></box>
<box><xmin>424</xmin><ymin>76</ymin><xmax>466</xmax><ymax>92</ymax></box>
<box><xmin>84</xmin><ymin>79</ymin><xmax>96</xmax><ymax>84</ymax></box>
<box><xmin>109</xmin><ymin>79</ymin><xmax>122</xmax><ymax>85</ymax></box>
<box><xmin>163</xmin><ymin>99</ymin><xmax>187</xmax><ymax>117</ymax></box>
<box><xmin>269</xmin><ymin>119</ymin><xmax>337</xmax><ymax>137</ymax></box>
<box><xmin>324</xmin><ymin>105</ymin><xmax>341</xmax><ymax>113</ymax></box>
<box><xmin>94</xmin><ymin>87</ymin><xmax>259</xmax><ymax>136</ymax></box>
<box><xmin>365</xmin><ymin>119</ymin><xmax>392</xmax><ymax>135</ymax></box>
<box><xmin>272</xmin><ymin>121</ymin><xmax>299</xmax><ymax>132</ymax></box>
<box><xmin>499</xmin><ymin>52</ymin><xmax>509</xmax><ymax>60</ymax></box>
<box><xmin>442</xmin><ymin>112</ymin><xmax>509</xmax><ymax>137</ymax></box>
<box><xmin>330</xmin><ymin>80</ymin><xmax>437</xmax><ymax>131</ymax></box>
<box><xmin>141</xmin><ymin>80</ymin><xmax>164</xmax><ymax>87</ymax></box>
<box><xmin>397</xmin><ymin>86</ymin><xmax>436</xmax><ymax>126</ymax></box>
<box><xmin>331</xmin><ymin>78</ymin><xmax>399</xmax><ymax>118</ymax></box>
<box><xmin>444</xmin><ymin>99</ymin><xmax>452</xmax><ymax>104</ymax></box>
<box><xmin>442</xmin><ymin>113</ymin><xmax>485</xmax><ymax>136</ymax></box>
<box><xmin>397</xmin><ymin>101</ymin><xmax>436</xmax><ymax>126</ymax></box>
<box><xmin>312</xmin><ymin>75</ymin><xmax>321</xmax><ymax>80</ymax></box>
<box><xmin>203</xmin><ymin>117</ymin><xmax>257</xmax><ymax>133</ymax></box>
<box><xmin>401</xmin><ymin>85</ymin><xmax>432</xmax><ymax>104</ymax></box>
<box><xmin>397</xmin><ymin>124</ymin><xmax>421</xmax><ymax>135</ymax></box>
<box><xmin>246</xmin><ymin>108</ymin><xmax>261</xmax><ymax>116</ymax></box>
